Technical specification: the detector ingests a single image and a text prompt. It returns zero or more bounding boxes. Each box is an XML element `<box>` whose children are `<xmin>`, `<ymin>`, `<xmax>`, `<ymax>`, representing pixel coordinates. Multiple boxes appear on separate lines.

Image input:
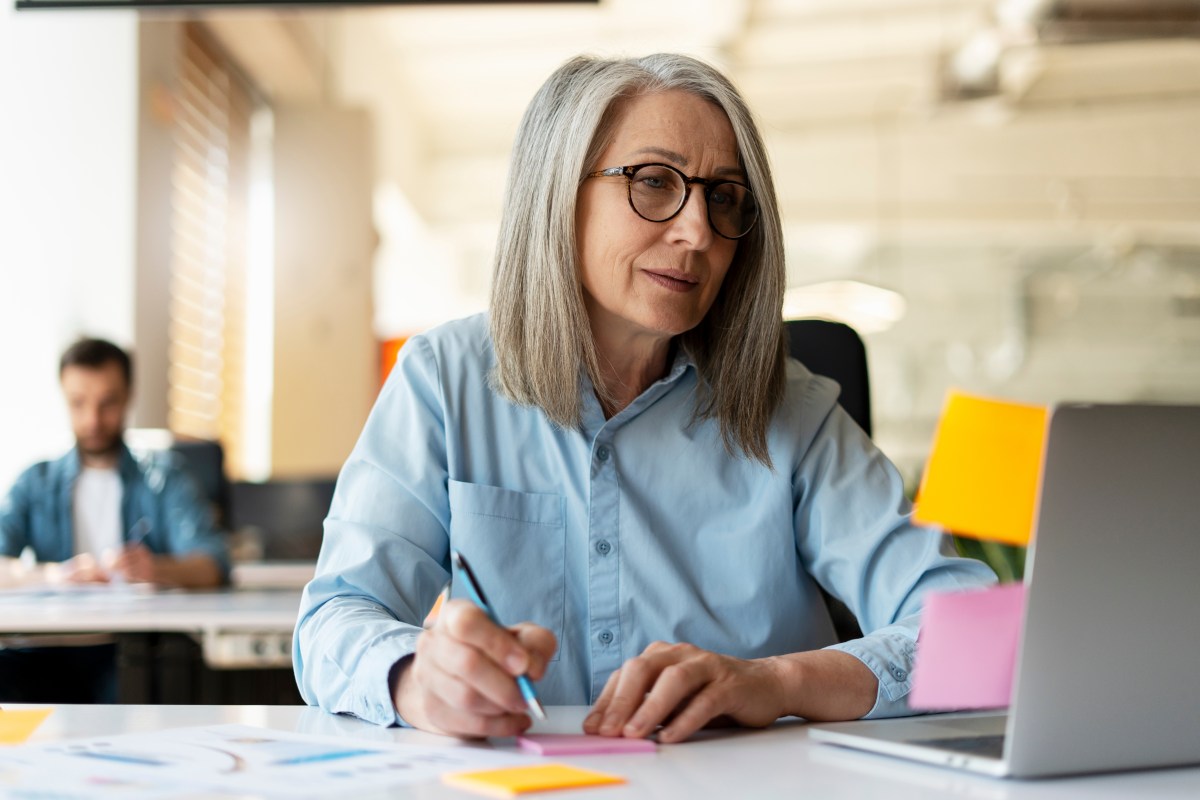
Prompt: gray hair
<box><xmin>489</xmin><ymin>53</ymin><xmax>786</xmax><ymax>465</ymax></box>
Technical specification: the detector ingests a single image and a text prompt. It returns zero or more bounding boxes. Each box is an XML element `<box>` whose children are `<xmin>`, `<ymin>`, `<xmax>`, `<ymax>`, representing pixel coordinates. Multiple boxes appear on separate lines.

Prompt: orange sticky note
<box><xmin>0</xmin><ymin>708</ymin><xmax>53</xmax><ymax>744</ymax></box>
<box><xmin>913</xmin><ymin>390</ymin><xmax>1047</xmax><ymax>546</ymax></box>
<box><xmin>443</xmin><ymin>763</ymin><xmax>625</xmax><ymax>797</ymax></box>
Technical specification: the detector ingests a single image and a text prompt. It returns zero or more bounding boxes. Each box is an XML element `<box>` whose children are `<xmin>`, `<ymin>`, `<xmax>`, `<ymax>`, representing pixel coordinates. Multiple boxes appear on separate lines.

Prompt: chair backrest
<box><xmin>784</xmin><ymin>318</ymin><xmax>869</xmax><ymax>642</ymax></box>
<box><xmin>228</xmin><ymin>479</ymin><xmax>336</xmax><ymax>560</ymax></box>
<box><xmin>169</xmin><ymin>438</ymin><xmax>231</xmax><ymax>528</ymax></box>
<box><xmin>785</xmin><ymin>318</ymin><xmax>872</xmax><ymax>437</ymax></box>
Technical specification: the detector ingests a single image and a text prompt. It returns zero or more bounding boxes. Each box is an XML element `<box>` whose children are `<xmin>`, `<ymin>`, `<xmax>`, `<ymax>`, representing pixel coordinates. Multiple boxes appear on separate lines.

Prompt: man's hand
<box><xmin>59</xmin><ymin>553</ymin><xmax>111</xmax><ymax>584</ymax></box>
<box><xmin>391</xmin><ymin>599</ymin><xmax>557</xmax><ymax>738</ymax></box>
<box><xmin>582</xmin><ymin>641</ymin><xmax>788</xmax><ymax>744</ymax></box>
<box><xmin>106</xmin><ymin>544</ymin><xmax>159</xmax><ymax>584</ymax></box>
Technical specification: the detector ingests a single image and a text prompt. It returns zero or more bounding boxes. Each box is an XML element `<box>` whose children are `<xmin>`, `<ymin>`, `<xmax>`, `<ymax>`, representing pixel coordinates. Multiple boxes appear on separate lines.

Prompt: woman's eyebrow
<box><xmin>626</xmin><ymin>145</ymin><xmax>688</xmax><ymax>165</ymax></box>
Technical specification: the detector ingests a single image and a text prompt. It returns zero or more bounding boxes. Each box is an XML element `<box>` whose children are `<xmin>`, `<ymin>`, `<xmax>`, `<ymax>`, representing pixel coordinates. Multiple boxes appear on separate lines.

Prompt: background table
<box><xmin>12</xmin><ymin>704</ymin><xmax>1200</xmax><ymax>798</ymax></box>
<box><xmin>0</xmin><ymin>587</ymin><xmax>303</xmax><ymax>704</ymax></box>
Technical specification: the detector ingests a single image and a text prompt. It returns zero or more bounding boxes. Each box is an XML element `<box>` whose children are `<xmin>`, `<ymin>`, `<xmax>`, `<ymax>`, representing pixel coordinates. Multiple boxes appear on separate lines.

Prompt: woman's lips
<box><xmin>642</xmin><ymin>269</ymin><xmax>699</xmax><ymax>292</ymax></box>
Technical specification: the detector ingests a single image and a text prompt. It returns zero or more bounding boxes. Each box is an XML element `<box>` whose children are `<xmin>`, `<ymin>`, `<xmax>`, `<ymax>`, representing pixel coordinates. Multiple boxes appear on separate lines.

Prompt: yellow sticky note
<box><xmin>913</xmin><ymin>390</ymin><xmax>1048</xmax><ymax>546</ymax></box>
<box><xmin>0</xmin><ymin>708</ymin><xmax>53</xmax><ymax>744</ymax></box>
<box><xmin>443</xmin><ymin>763</ymin><xmax>625</xmax><ymax>797</ymax></box>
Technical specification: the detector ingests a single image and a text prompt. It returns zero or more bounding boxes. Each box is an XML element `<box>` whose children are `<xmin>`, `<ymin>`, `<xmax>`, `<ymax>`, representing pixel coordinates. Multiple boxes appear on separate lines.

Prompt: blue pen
<box><xmin>127</xmin><ymin>517</ymin><xmax>152</xmax><ymax>549</ymax></box>
<box><xmin>450</xmin><ymin>549</ymin><xmax>547</xmax><ymax>721</ymax></box>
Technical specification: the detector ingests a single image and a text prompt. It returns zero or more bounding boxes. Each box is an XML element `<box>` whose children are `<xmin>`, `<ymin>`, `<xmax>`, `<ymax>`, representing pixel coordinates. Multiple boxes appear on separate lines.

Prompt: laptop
<box><xmin>809</xmin><ymin>403</ymin><xmax>1200</xmax><ymax>778</ymax></box>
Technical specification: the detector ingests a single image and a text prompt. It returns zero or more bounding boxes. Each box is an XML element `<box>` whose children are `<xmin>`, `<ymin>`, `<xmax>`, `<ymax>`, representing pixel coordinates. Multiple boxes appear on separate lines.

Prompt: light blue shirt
<box><xmin>294</xmin><ymin>313</ymin><xmax>995</xmax><ymax>726</ymax></box>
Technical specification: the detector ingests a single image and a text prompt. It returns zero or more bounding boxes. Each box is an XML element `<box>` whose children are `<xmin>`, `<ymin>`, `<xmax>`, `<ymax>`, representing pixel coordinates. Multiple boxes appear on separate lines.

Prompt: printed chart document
<box><xmin>0</xmin><ymin>723</ymin><xmax>532</xmax><ymax>798</ymax></box>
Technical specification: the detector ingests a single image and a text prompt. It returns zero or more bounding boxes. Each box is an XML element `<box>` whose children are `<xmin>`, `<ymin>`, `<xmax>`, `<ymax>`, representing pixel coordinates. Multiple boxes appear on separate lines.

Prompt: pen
<box><xmin>127</xmin><ymin>517</ymin><xmax>152</xmax><ymax>549</ymax></box>
<box><xmin>450</xmin><ymin>549</ymin><xmax>547</xmax><ymax>722</ymax></box>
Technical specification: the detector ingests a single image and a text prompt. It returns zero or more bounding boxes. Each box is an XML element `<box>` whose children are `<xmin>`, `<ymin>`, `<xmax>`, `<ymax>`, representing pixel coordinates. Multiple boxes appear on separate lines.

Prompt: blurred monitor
<box><xmin>228</xmin><ymin>478</ymin><xmax>335</xmax><ymax>561</ymax></box>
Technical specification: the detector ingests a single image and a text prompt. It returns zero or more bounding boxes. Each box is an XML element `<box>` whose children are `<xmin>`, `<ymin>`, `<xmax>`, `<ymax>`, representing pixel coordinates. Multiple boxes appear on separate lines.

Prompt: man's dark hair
<box><xmin>59</xmin><ymin>338</ymin><xmax>134</xmax><ymax>389</ymax></box>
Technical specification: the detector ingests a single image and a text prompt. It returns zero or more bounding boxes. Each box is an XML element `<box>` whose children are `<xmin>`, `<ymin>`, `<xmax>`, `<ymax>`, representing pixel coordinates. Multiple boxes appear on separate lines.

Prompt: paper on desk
<box><xmin>909</xmin><ymin>582</ymin><xmax>1027</xmax><ymax>711</ymax></box>
<box><xmin>444</xmin><ymin>763</ymin><xmax>626</xmax><ymax>797</ymax></box>
<box><xmin>0</xmin><ymin>708</ymin><xmax>52</xmax><ymax>744</ymax></box>
<box><xmin>913</xmin><ymin>390</ymin><xmax>1047</xmax><ymax>546</ymax></box>
<box><xmin>0</xmin><ymin>723</ymin><xmax>532</xmax><ymax>798</ymax></box>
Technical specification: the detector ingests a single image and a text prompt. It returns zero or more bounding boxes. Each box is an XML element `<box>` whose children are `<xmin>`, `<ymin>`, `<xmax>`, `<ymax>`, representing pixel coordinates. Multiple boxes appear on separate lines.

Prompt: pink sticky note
<box><xmin>909</xmin><ymin>582</ymin><xmax>1026</xmax><ymax>711</ymax></box>
<box><xmin>517</xmin><ymin>734</ymin><xmax>657</xmax><ymax>756</ymax></box>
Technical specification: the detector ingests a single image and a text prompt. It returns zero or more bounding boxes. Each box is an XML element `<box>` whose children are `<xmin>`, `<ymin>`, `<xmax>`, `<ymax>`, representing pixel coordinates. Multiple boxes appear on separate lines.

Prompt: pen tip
<box><xmin>529</xmin><ymin>698</ymin><xmax>547</xmax><ymax>722</ymax></box>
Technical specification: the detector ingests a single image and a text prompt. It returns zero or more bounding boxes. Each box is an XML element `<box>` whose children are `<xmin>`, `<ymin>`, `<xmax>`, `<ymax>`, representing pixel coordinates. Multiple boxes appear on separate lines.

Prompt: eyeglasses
<box><xmin>585</xmin><ymin>162</ymin><xmax>759</xmax><ymax>240</ymax></box>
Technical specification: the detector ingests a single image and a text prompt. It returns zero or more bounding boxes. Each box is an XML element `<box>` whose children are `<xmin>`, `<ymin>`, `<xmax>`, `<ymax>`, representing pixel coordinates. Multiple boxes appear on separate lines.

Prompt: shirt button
<box><xmin>596</xmin><ymin>446</ymin><xmax>610</xmax><ymax>462</ymax></box>
<box><xmin>598</xmin><ymin>630</ymin><xmax>614</xmax><ymax>645</ymax></box>
<box><xmin>889</xmin><ymin>664</ymin><xmax>908</xmax><ymax>682</ymax></box>
<box><xmin>595</xmin><ymin>539</ymin><xmax>612</xmax><ymax>556</ymax></box>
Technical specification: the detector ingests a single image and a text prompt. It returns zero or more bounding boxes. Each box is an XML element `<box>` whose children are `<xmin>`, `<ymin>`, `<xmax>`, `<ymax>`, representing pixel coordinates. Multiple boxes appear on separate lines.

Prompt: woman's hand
<box><xmin>582</xmin><ymin>641</ymin><xmax>788</xmax><ymax>744</ymax></box>
<box><xmin>392</xmin><ymin>599</ymin><xmax>557</xmax><ymax>738</ymax></box>
<box><xmin>582</xmin><ymin>642</ymin><xmax>879</xmax><ymax>743</ymax></box>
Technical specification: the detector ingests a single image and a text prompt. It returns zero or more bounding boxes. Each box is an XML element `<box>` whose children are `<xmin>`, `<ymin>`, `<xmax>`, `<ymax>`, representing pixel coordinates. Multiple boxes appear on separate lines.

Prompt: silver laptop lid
<box><xmin>1006</xmin><ymin>403</ymin><xmax>1200</xmax><ymax>778</ymax></box>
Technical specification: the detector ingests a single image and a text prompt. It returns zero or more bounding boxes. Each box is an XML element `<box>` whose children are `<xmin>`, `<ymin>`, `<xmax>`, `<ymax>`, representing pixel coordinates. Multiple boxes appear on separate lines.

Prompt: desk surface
<box><xmin>0</xmin><ymin>587</ymin><xmax>299</xmax><ymax>634</ymax></box>
<box><xmin>12</xmin><ymin>704</ymin><xmax>1200</xmax><ymax>799</ymax></box>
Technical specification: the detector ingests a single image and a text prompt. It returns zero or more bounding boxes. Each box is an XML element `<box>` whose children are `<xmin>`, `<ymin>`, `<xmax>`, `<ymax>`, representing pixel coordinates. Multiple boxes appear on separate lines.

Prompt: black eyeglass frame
<box><xmin>585</xmin><ymin>162</ymin><xmax>759</xmax><ymax>240</ymax></box>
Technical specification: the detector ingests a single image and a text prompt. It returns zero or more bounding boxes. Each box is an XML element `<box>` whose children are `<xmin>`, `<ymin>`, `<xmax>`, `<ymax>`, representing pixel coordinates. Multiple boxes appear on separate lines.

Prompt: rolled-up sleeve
<box><xmin>293</xmin><ymin>336</ymin><xmax>454</xmax><ymax>726</ymax></box>
<box><xmin>793</xmin><ymin>390</ymin><xmax>997</xmax><ymax>719</ymax></box>
<box><xmin>0</xmin><ymin>468</ymin><xmax>33</xmax><ymax>558</ymax></box>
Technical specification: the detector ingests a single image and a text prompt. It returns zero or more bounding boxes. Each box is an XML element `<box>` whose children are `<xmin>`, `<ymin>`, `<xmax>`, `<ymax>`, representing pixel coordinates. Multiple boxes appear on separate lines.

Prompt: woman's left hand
<box><xmin>582</xmin><ymin>641</ymin><xmax>787</xmax><ymax>743</ymax></box>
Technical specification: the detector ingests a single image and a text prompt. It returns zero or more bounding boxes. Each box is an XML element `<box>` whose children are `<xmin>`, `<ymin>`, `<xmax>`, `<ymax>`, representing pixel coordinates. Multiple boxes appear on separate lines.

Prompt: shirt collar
<box><xmin>580</xmin><ymin>343</ymin><xmax>696</xmax><ymax>438</ymax></box>
<box><xmin>59</xmin><ymin>441</ymin><xmax>135</xmax><ymax>483</ymax></box>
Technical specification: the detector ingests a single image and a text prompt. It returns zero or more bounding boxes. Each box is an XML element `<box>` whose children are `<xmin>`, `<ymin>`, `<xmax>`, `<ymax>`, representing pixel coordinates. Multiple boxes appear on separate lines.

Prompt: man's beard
<box><xmin>78</xmin><ymin>432</ymin><xmax>123</xmax><ymax>459</ymax></box>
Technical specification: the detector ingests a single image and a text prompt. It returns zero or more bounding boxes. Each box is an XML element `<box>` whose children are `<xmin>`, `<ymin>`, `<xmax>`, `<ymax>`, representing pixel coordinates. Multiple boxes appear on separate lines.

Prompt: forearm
<box><xmin>766</xmin><ymin>649</ymin><xmax>878</xmax><ymax>722</ymax></box>
<box><xmin>152</xmin><ymin>554</ymin><xmax>223</xmax><ymax>588</ymax></box>
<box><xmin>0</xmin><ymin>556</ymin><xmax>50</xmax><ymax>588</ymax></box>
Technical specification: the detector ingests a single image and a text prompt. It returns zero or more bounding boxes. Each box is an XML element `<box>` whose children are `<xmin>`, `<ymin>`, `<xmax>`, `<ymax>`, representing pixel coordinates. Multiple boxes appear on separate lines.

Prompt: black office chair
<box><xmin>785</xmin><ymin>318</ymin><xmax>871</xmax><ymax>437</ymax></box>
<box><xmin>785</xmin><ymin>318</ymin><xmax>870</xmax><ymax>642</ymax></box>
<box><xmin>228</xmin><ymin>479</ymin><xmax>337</xmax><ymax>560</ymax></box>
<box><xmin>169</xmin><ymin>438</ymin><xmax>231</xmax><ymax>529</ymax></box>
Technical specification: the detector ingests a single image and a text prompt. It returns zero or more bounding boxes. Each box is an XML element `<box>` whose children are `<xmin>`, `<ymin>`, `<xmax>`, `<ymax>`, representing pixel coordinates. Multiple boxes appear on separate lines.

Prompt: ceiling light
<box><xmin>782</xmin><ymin>280</ymin><xmax>907</xmax><ymax>335</ymax></box>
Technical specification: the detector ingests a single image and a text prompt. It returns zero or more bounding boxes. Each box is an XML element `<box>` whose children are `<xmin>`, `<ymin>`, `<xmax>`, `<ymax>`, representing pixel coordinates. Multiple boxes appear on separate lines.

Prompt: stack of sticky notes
<box><xmin>908</xmin><ymin>390</ymin><xmax>1048</xmax><ymax>711</ymax></box>
<box><xmin>443</xmin><ymin>763</ymin><xmax>625</xmax><ymax>797</ymax></box>
<box><xmin>517</xmin><ymin>734</ymin><xmax>655</xmax><ymax>756</ymax></box>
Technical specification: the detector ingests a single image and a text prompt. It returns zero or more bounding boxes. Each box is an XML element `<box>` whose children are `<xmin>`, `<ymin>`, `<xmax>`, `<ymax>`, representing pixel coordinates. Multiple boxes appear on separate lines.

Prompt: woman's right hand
<box><xmin>391</xmin><ymin>598</ymin><xmax>557</xmax><ymax>738</ymax></box>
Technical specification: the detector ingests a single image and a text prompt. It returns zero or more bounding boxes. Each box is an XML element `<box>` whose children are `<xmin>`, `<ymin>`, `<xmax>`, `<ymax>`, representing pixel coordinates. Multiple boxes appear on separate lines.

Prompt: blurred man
<box><xmin>0</xmin><ymin>337</ymin><xmax>230</xmax><ymax>702</ymax></box>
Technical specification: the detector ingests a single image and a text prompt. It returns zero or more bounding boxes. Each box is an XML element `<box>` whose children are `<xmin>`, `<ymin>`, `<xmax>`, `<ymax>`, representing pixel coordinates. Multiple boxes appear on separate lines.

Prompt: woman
<box><xmin>294</xmin><ymin>53</ymin><xmax>995</xmax><ymax>742</ymax></box>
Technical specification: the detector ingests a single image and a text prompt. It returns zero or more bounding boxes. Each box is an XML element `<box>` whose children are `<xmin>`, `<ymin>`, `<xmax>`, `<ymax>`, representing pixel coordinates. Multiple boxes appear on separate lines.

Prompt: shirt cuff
<box><xmin>825</xmin><ymin>628</ymin><xmax>917</xmax><ymax>719</ymax></box>
<box><xmin>352</xmin><ymin>631</ymin><xmax>421</xmax><ymax>727</ymax></box>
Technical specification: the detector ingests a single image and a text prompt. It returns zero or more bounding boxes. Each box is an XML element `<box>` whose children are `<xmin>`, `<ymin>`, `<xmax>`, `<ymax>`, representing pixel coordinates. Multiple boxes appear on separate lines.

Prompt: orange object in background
<box><xmin>380</xmin><ymin>337</ymin><xmax>408</xmax><ymax>387</ymax></box>
<box><xmin>913</xmin><ymin>390</ymin><xmax>1048</xmax><ymax>547</ymax></box>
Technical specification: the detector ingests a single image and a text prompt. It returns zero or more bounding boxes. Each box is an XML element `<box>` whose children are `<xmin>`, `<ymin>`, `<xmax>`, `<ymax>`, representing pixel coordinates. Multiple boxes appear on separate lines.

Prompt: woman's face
<box><xmin>576</xmin><ymin>90</ymin><xmax>741</xmax><ymax>347</ymax></box>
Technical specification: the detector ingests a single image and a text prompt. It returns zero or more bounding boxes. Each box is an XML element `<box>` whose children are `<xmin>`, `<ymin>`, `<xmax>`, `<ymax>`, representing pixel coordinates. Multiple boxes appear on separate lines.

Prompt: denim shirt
<box><xmin>0</xmin><ymin>443</ymin><xmax>230</xmax><ymax>580</ymax></box>
<box><xmin>294</xmin><ymin>314</ymin><xmax>996</xmax><ymax>726</ymax></box>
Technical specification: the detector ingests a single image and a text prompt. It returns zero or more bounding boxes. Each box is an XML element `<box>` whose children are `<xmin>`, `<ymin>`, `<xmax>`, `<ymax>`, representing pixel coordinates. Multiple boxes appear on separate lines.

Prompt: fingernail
<box><xmin>583</xmin><ymin>712</ymin><xmax>599</xmax><ymax>730</ymax></box>
<box><xmin>623</xmin><ymin>718</ymin><xmax>643</xmax><ymax>736</ymax></box>
<box><xmin>506</xmin><ymin>653</ymin><xmax>527</xmax><ymax>674</ymax></box>
<box><xmin>599</xmin><ymin>714</ymin><xmax>618</xmax><ymax>735</ymax></box>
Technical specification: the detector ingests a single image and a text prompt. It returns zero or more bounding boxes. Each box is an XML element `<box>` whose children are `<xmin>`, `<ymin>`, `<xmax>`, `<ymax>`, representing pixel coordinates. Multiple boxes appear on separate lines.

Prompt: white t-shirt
<box><xmin>72</xmin><ymin>466</ymin><xmax>123</xmax><ymax>557</ymax></box>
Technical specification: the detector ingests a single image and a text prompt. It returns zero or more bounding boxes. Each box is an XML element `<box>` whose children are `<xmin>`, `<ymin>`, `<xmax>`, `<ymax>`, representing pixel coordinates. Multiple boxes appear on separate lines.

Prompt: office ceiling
<box><xmin>202</xmin><ymin>0</ymin><xmax>1200</xmax><ymax>236</ymax></box>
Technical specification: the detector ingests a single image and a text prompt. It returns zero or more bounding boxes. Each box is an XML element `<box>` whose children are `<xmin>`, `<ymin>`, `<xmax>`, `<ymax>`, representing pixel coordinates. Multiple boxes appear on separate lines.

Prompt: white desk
<box><xmin>0</xmin><ymin>587</ymin><xmax>299</xmax><ymax>668</ymax></box>
<box><xmin>13</xmin><ymin>704</ymin><xmax>1200</xmax><ymax>798</ymax></box>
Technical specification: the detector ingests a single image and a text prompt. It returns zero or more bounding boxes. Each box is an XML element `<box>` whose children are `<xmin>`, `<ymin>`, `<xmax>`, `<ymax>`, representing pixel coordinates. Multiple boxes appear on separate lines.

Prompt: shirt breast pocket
<box><xmin>447</xmin><ymin>480</ymin><xmax>565</xmax><ymax>662</ymax></box>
